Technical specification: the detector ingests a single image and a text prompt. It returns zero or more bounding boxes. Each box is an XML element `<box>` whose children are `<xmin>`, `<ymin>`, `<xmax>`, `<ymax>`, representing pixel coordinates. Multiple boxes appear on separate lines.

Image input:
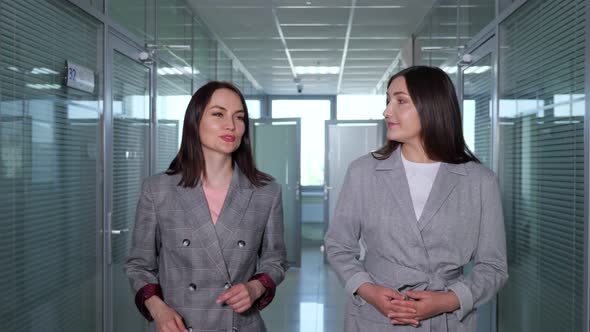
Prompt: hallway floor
<box><xmin>261</xmin><ymin>243</ymin><xmax>347</xmax><ymax>332</ymax></box>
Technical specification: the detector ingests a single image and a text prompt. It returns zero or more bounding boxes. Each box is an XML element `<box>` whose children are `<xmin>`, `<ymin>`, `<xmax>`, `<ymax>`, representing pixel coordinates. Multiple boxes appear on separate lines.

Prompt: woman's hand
<box><xmin>356</xmin><ymin>283</ymin><xmax>419</xmax><ymax>326</ymax></box>
<box><xmin>216</xmin><ymin>280</ymin><xmax>266</xmax><ymax>313</ymax></box>
<box><xmin>145</xmin><ymin>296</ymin><xmax>187</xmax><ymax>332</ymax></box>
<box><xmin>388</xmin><ymin>290</ymin><xmax>460</xmax><ymax>324</ymax></box>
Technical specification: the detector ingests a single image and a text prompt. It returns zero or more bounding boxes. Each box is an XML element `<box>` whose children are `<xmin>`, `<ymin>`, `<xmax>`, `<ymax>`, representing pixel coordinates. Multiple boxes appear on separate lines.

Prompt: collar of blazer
<box><xmin>374</xmin><ymin>147</ymin><xmax>468</xmax><ymax>176</ymax></box>
<box><xmin>173</xmin><ymin>164</ymin><xmax>255</xmax><ymax>281</ymax></box>
<box><xmin>373</xmin><ymin>147</ymin><xmax>468</xmax><ymax>234</ymax></box>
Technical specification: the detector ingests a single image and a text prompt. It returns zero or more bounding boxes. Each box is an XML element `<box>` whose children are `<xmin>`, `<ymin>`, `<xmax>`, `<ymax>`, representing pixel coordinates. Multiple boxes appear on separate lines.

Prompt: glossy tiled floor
<box><xmin>261</xmin><ymin>244</ymin><xmax>347</xmax><ymax>332</ymax></box>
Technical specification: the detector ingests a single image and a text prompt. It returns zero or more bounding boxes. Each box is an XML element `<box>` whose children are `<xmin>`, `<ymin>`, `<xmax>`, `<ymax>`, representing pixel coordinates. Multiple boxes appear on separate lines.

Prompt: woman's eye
<box><xmin>397</xmin><ymin>99</ymin><xmax>406</xmax><ymax>104</ymax></box>
<box><xmin>236</xmin><ymin>116</ymin><xmax>245</xmax><ymax>121</ymax></box>
<box><xmin>212</xmin><ymin>112</ymin><xmax>223</xmax><ymax>117</ymax></box>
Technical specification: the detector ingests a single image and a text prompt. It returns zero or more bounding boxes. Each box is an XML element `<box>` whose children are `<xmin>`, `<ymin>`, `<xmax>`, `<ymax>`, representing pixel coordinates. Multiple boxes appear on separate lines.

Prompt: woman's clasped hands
<box><xmin>388</xmin><ymin>290</ymin><xmax>461</xmax><ymax>327</ymax></box>
<box><xmin>357</xmin><ymin>283</ymin><xmax>460</xmax><ymax>328</ymax></box>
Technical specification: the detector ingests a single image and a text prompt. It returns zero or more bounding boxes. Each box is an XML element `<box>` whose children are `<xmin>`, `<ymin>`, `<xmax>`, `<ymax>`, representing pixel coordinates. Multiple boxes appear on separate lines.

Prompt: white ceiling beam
<box><xmin>336</xmin><ymin>0</ymin><xmax>357</xmax><ymax>94</ymax></box>
<box><xmin>271</xmin><ymin>8</ymin><xmax>299</xmax><ymax>84</ymax></box>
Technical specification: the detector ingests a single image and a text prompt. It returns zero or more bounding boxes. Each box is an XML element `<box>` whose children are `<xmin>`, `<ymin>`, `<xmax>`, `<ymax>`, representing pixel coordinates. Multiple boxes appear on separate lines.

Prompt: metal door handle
<box><xmin>324</xmin><ymin>186</ymin><xmax>333</xmax><ymax>200</ymax></box>
<box><xmin>111</xmin><ymin>228</ymin><xmax>129</xmax><ymax>235</ymax></box>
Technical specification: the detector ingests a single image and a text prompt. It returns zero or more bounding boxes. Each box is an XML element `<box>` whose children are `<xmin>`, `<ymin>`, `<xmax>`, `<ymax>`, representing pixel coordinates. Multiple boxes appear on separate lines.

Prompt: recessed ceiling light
<box><xmin>295</xmin><ymin>66</ymin><xmax>340</xmax><ymax>75</ymax></box>
<box><xmin>306</xmin><ymin>1</ymin><xmax>312</xmax><ymax>5</ymax></box>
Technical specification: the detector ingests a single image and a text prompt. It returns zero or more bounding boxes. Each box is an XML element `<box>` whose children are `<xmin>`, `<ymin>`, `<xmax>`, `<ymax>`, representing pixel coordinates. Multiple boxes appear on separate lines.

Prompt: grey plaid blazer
<box><xmin>125</xmin><ymin>166</ymin><xmax>288</xmax><ymax>332</ymax></box>
<box><xmin>325</xmin><ymin>148</ymin><xmax>508</xmax><ymax>332</ymax></box>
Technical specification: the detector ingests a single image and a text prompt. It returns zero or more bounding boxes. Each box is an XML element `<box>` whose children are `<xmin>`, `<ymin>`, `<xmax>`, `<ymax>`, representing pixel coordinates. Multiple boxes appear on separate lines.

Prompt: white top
<box><xmin>401</xmin><ymin>152</ymin><xmax>441</xmax><ymax>220</ymax></box>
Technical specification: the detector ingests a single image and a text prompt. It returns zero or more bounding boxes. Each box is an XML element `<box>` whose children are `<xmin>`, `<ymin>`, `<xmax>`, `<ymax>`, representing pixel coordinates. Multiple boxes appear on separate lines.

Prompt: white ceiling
<box><xmin>187</xmin><ymin>0</ymin><xmax>437</xmax><ymax>95</ymax></box>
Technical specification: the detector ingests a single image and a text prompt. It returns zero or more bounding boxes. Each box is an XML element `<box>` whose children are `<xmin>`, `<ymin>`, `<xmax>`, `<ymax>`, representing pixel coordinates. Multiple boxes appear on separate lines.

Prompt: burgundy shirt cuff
<box><xmin>249</xmin><ymin>273</ymin><xmax>276</xmax><ymax>310</ymax></box>
<box><xmin>135</xmin><ymin>283</ymin><xmax>163</xmax><ymax>321</ymax></box>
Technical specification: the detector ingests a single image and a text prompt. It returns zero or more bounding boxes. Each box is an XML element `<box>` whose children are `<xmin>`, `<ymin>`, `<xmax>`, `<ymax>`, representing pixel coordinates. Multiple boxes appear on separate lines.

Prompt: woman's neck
<box><xmin>203</xmin><ymin>153</ymin><xmax>233</xmax><ymax>188</ymax></box>
<box><xmin>401</xmin><ymin>142</ymin><xmax>435</xmax><ymax>163</ymax></box>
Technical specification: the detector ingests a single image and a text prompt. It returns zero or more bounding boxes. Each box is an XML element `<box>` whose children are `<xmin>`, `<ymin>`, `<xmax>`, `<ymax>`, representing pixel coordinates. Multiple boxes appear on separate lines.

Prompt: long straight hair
<box><xmin>166</xmin><ymin>81</ymin><xmax>273</xmax><ymax>187</ymax></box>
<box><xmin>373</xmin><ymin>66</ymin><xmax>479</xmax><ymax>164</ymax></box>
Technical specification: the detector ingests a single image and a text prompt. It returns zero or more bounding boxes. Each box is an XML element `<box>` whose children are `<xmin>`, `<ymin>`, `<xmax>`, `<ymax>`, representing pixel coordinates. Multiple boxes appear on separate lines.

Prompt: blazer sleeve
<box><xmin>255</xmin><ymin>185</ymin><xmax>288</xmax><ymax>287</ymax></box>
<box><xmin>124</xmin><ymin>178</ymin><xmax>161</xmax><ymax>293</ymax></box>
<box><xmin>324</xmin><ymin>162</ymin><xmax>373</xmax><ymax>305</ymax></box>
<box><xmin>448</xmin><ymin>174</ymin><xmax>508</xmax><ymax>321</ymax></box>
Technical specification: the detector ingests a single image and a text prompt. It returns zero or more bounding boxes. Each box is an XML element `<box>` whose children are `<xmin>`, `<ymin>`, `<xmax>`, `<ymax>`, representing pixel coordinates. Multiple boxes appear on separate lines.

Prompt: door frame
<box><xmin>459</xmin><ymin>35</ymin><xmax>499</xmax><ymax>332</ymax></box>
<box><xmin>102</xmin><ymin>29</ymin><xmax>154</xmax><ymax>332</ymax></box>
<box><xmin>251</xmin><ymin>117</ymin><xmax>302</xmax><ymax>267</ymax></box>
<box><xmin>322</xmin><ymin>119</ymin><xmax>385</xmax><ymax>258</ymax></box>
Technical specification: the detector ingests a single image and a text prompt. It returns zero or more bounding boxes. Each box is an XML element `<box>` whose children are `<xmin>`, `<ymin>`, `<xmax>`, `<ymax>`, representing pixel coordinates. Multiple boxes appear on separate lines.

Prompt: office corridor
<box><xmin>262</xmin><ymin>244</ymin><xmax>346</xmax><ymax>332</ymax></box>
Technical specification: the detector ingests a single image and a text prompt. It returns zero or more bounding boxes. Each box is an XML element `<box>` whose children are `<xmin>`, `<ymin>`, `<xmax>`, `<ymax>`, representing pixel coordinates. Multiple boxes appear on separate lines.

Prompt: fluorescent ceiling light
<box><xmin>442</xmin><ymin>66</ymin><xmax>458</xmax><ymax>74</ymax></box>
<box><xmin>464</xmin><ymin>65</ymin><xmax>491</xmax><ymax>74</ymax></box>
<box><xmin>31</xmin><ymin>67</ymin><xmax>59</xmax><ymax>75</ymax></box>
<box><xmin>295</xmin><ymin>66</ymin><xmax>340</xmax><ymax>75</ymax></box>
<box><xmin>26</xmin><ymin>83</ymin><xmax>61</xmax><ymax>90</ymax></box>
<box><xmin>157</xmin><ymin>66</ymin><xmax>200</xmax><ymax>75</ymax></box>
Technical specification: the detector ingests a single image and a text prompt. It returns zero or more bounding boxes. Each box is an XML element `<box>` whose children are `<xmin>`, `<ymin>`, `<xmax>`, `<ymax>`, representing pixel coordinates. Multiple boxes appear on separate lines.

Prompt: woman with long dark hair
<box><xmin>325</xmin><ymin>66</ymin><xmax>507</xmax><ymax>331</ymax></box>
<box><xmin>125</xmin><ymin>81</ymin><xmax>288</xmax><ymax>332</ymax></box>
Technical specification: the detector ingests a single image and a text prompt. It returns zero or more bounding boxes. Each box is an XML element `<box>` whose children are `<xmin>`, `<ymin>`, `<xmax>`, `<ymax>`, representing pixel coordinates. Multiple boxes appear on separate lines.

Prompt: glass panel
<box><xmin>109</xmin><ymin>0</ymin><xmax>153</xmax><ymax>41</ymax></box>
<box><xmin>325</xmin><ymin>121</ymin><xmax>384</xmax><ymax>227</ymax></box>
<box><xmin>497</xmin><ymin>0</ymin><xmax>585</xmax><ymax>330</ymax></box>
<box><xmin>253</xmin><ymin>120</ymin><xmax>301</xmax><ymax>266</ymax></box>
<box><xmin>414</xmin><ymin>0</ymin><xmax>459</xmax><ymax>83</ymax></box>
<box><xmin>462</xmin><ymin>53</ymin><xmax>493</xmax><ymax>167</ymax></box>
<box><xmin>217</xmin><ymin>50</ymin><xmax>232</xmax><ymax>81</ymax></box>
<box><xmin>155</xmin><ymin>57</ymin><xmax>192</xmax><ymax>173</ymax></box>
<box><xmin>272</xmin><ymin>100</ymin><xmax>331</xmax><ymax>186</ymax></box>
<box><xmin>193</xmin><ymin>18</ymin><xmax>216</xmax><ymax>85</ymax></box>
<box><xmin>500</xmin><ymin>0</ymin><xmax>517</xmax><ymax>13</ymax></box>
<box><xmin>112</xmin><ymin>51</ymin><xmax>150</xmax><ymax>331</ymax></box>
<box><xmin>0</xmin><ymin>0</ymin><xmax>103</xmax><ymax>330</ymax></box>
<box><xmin>336</xmin><ymin>95</ymin><xmax>385</xmax><ymax>120</ymax></box>
<box><xmin>459</xmin><ymin>0</ymin><xmax>495</xmax><ymax>45</ymax></box>
<box><xmin>158</xmin><ymin>0</ymin><xmax>192</xmax><ymax>77</ymax></box>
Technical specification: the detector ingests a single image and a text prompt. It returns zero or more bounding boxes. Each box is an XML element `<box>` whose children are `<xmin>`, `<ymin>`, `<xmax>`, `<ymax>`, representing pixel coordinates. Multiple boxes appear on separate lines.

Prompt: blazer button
<box><xmin>224</xmin><ymin>282</ymin><xmax>231</xmax><ymax>289</ymax></box>
<box><xmin>237</xmin><ymin>240</ymin><xmax>246</xmax><ymax>248</ymax></box>
<box><xmin>182</xmin><ymin>239</ymin><xmax>191</xmax><ymax>247</ymax></box>
<box><xmin>188</xmin><ymin>283</ymin><xmax>197</xmax><ymax>291</ymax></box>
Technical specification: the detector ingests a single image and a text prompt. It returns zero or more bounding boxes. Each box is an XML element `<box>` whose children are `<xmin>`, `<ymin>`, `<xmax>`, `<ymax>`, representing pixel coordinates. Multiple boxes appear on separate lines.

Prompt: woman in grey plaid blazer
<box><xmin>325</xmin><ymin>66</ymin><xmax>508</xmax><ymax>332</ymax></box>
<box><xmin>125</xmin><ymin>81</ymin><xmax>288</xmax><ymax>332</ymax></box>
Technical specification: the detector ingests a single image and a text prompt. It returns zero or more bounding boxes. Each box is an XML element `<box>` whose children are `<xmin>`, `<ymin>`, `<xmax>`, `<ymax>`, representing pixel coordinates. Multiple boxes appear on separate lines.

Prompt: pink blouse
<box><xmin>203</xmin><ymin>184</ymin><xmax>229</xmax><ymax>224</ymax></box>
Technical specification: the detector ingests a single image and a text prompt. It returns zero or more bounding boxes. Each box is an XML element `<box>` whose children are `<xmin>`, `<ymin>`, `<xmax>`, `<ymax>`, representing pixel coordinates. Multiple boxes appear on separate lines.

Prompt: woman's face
<box><xmin>383</xmin><ymin>76</ymin><xmax>422</xmax><ymax>144</ymax></box>
<box><xmin>199</xmin><ymin>88</ymin><xmax>246</xmax><ymax>157</ymax></box>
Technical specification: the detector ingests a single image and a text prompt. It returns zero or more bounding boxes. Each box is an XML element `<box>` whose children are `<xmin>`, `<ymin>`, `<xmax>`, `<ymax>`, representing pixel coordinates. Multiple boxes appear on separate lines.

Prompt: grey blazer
<box><xmin>125</xmin><ymin>166</ymin><xmax>288</xmax><ymax>332</ymax></box>
<box><xmin>325</xmin><ymin>148</ymin><xmax>508</xmax><ymax>332</ymax></box>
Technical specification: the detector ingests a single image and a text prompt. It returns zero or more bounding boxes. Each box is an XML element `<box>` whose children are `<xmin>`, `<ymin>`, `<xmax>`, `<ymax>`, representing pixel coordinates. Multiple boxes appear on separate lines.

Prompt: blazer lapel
<box><xmin>374</xmin><ymin>148</ymin><xmax>423</xmax><ymax>242</ymax></box>
<box><xmin>175</xmin><ymin>179</ymin><xmax>231</xmax><ymax>281</ymax></box>
<box><xmin>215</xmin><ymin>166</ymin><xmax>255</xmax><ymax>250</ymax></box>
<box><xmin>417</xmin><ymin>162</ymin><xmax>466</xmax><ymax>230</ymax></box>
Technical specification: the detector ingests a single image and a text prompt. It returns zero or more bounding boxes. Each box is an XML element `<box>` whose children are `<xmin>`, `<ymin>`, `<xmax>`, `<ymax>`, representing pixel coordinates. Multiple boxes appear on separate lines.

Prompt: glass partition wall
<box><xmin>0</xmin><ymin>1</ymin><xmax>264</xmax><ymax>331</ymax></box>
<box><xmin>416</xmin><ymin>0</ymin><xmax>587</xmax><ymax>331</ymax></box>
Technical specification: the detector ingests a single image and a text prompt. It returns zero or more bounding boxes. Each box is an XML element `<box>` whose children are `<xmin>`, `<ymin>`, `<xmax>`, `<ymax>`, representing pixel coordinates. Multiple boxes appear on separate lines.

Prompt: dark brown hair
<box><xmin>166</xmin><ymin>81</ymin><xmax>273</xmax><ymax>187</ymax></box>
<box><xmin>372</xmin><ymin>66</ymin><xmax>479</xmax><ymax>164</ymax></box>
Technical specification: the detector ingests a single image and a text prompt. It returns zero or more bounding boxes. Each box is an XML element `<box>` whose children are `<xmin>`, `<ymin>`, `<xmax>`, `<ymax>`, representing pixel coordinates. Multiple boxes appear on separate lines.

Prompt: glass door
<box><xmin>460</xmin><ymin>36</ymin><xmax>496</xmax><ymax>332</ymax></box>
<box><xmin>251</xmin><ymin>118</ymin><xmax>302</xmax><ymax>267</ymax></box>
<box><xmin>105</xmin><ymin>33</ymin><xmax>152</xmax><ymax>332</ymax></box>
<box><xmin>323</xmin><ymin>120</ymin><xmax>385</xmax><ymax>258</ymax></box>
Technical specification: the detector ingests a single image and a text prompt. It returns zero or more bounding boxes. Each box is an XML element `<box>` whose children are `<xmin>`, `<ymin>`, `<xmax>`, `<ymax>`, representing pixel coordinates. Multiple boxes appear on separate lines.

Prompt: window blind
<box><xmin>0</xmin><ymin>0</ymin><xmax>103</xmax><ymax>330</ymax></box>
<box><xmin>497</xmin><ymin>0</ymin><xmax>585</xmax><ymax>331</ymax></box>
